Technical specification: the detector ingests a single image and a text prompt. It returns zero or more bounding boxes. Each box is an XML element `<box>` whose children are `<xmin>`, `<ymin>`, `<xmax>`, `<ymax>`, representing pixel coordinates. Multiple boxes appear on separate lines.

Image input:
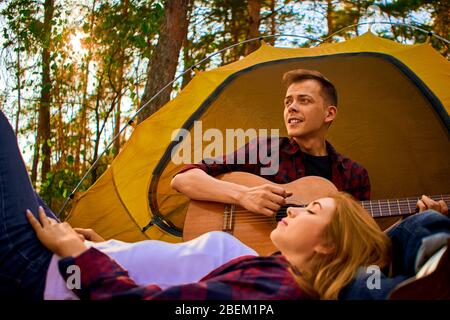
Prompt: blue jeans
<box><xmin>0</xmin><ymin>111</ymin><xmax>56</xmax><ymax>300</ymax></box>
<box><xmin>340</xmin><ymin>211</ymin><xmax>450</xmax><ymax>299</ymax></box>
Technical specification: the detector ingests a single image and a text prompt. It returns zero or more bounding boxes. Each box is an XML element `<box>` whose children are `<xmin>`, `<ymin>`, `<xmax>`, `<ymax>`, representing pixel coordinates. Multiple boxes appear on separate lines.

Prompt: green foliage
<box><xmin>1</xmin><ymin>0</ymin><xmax>40</xmax><ymax>52</ymax></box>
<box><xmin>40</xmin><ymin>166</ymin><xmax>82</xmax><ymax>208</ymax></box>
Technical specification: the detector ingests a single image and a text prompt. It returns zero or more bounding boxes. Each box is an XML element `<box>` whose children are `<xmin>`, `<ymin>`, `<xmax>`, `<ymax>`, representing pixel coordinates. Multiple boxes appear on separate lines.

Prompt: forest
<box><xmin>0</xmin><ymin>0</ymin><xmax>448</xmax><ymax>214</ymax></box>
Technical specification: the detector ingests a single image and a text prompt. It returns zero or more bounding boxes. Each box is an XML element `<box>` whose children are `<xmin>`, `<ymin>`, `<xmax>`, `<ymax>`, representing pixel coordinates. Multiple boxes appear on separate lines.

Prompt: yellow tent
<box><xmin>66</xmin><ymin>32</ymin><xmax>450</xmax><ymax>243</ymax></box>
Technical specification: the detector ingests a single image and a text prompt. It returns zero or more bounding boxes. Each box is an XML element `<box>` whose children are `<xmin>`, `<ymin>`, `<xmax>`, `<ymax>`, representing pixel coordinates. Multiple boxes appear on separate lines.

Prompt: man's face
<box><xmin>283</xmin><ymin>79</ymin><xmax>332</xmax><ymax>139</ymax></box>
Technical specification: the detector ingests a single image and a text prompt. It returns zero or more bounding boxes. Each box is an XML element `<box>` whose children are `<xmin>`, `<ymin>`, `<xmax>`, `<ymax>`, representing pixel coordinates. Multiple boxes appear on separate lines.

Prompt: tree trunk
<box><xmin>245</xmin><ymin>0</ymin><xmax>262</xmax><ymax>55</ymax></box>
<box><xmin>269</xmin><ymin>0</ymin><xmax>276</xmax><ymax>45</ymax></box>
<box><xmin>432</xmin><ymin>1</ymin><xmax>449</xmax><ymax>56</ymax></box>
<box><xmin>221</xmin><ymin>4</ymin><xmax>230</xmax><ymax>64</ymax></box>
<box><xmin>30</xmin><ymin>108</ymin><xmax>39</xmax><ymax>185</ymax></box>
<box><xmin>37</xmin><ymin>0</ymin><xmax>55</xmax><ymax>183</ymax></box>
<box><xmin>75</xmin><ymin>0</ymin><xmax>96</xmax><ymax>173</ymax></box>
<box><xmin>55</xmin><ymin>81</ymin><xmax>66</xmax><ymax>169</ymax></box>
<box><xmin>137</xmin><ymin>0</ymin><xmax>190</xmax><ymax>123</ymax></box>
<box><xmin>76</xmin><ymin>69</ymin><xmax>89</xmax><ymax>173</ymax></box>
<box><xmin>91</xmin><ymin>72</ymin><xmax>116</xmax><ymax>182</ymax></box>
<box><xmin>230</xmin><ymin>2</ymin><xmax>240</xmax><ymax>62</ymax></box>
<box><xmin>112</xmin><ymin>79</ymin><xmax>123</xmax><ymax>156</ymax></box>
<box><xmin>112</xmin><ymin>0</ymin><xmax>129</xmax><ymax>157</ymax></box>
<box><xmin>181</xmin><ymin>35</ymin><xmax>193</xmax><ymax>89</ymax></box>
<box><xmin>432</xmin><ymin>1</ymin><xmax>449</xmax><ymax>36</ymax></box>
<box><xmin>181</xmin><ymin>2</ymin><xmax>194</xmax><ymax>90</ymax></box>
<box><xmin>354</xmin><ymin>0</ymin><xmax>361</xmax><ymax>36</ymax></box>
<box><xmin>91</xmin><ymin>84</ymin><xmax>103</xmax><ymax>184</ymax></box>
<box><xmin>326</xmin><ymin>0</ymin><xmax>334</xmax><ymax>39</ymax></box>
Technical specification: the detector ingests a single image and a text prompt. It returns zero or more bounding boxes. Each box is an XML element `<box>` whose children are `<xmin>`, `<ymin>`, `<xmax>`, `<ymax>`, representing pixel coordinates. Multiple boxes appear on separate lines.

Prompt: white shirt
<box><xmin>43</xmin><ymin>231</ymin><xmax>258</xmax><ymax>300</ymax></box>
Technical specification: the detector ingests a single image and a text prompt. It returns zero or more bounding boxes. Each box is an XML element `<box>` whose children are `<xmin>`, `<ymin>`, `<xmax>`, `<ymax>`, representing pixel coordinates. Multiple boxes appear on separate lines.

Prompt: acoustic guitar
<box><xmin>183</xmin><ymin>172</ymin><xmax>449</xmax><ymax>255</ymax></box>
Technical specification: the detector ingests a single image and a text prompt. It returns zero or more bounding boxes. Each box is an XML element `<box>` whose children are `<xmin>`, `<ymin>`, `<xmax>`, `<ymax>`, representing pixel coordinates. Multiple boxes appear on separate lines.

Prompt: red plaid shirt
<box><xmin>178</xmin><ymin>137</ymin><xmax>371</xmax><ymax>200</ymax></box>
<box><xmin>58</xmin><ymin>247</ymin><xmax>304</xmax><ymax>300</ymax></box>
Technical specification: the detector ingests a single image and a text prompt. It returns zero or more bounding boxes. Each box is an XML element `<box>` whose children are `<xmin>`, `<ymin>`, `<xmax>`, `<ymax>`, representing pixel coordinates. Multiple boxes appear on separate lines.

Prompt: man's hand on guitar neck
<box><xmin>237</xmin><ymin>184</ymin><xmax>292</xmax><ymax>217</ymax></box>
<box><xmin>386</xmin><ymin>195</ymin><xmax>449</xmax><ymax>233</ymax></box>
<box><xmin>416</xmin><ymin>195</ymin><xmax>448</xmax><ymax>216</ymax></box>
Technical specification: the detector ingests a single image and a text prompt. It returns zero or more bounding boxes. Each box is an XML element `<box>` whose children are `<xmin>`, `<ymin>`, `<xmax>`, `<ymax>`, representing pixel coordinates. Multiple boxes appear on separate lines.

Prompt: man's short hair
<box><xmin>282</xmin><ymin>69</ymin><xmax>338</xmax><ymax>107</ymax></box>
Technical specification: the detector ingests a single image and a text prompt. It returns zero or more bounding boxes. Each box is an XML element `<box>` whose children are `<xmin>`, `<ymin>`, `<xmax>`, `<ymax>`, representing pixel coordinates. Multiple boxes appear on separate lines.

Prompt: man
<box><xmin>171</xmin><ymin>69</ymin><xmax>371</xmax><ymax>216</ymax></box>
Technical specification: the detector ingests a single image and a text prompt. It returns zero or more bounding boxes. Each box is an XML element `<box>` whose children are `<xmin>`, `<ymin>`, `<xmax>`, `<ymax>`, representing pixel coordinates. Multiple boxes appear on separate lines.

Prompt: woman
<box><xmin>1</xmin><ymin>110</ymin><xmax>448</xmax><ymax>300</ymax></box>
<box><xmin>25</xmin><ymin>192</ymin><xmax>391</xmax><ymax>300</ymax></box>
<box><xmin>23</xmin><ymin>193</ymin><xmax>450</xmax><ymax>300</ymax></box>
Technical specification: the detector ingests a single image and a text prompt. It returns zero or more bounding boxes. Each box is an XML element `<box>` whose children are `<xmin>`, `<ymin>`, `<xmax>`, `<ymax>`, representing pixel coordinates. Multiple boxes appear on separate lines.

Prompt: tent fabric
<box><xmin>66</xmin><ymin>32</ymin><xmax>450</xmax><ymax>243</ymax></box>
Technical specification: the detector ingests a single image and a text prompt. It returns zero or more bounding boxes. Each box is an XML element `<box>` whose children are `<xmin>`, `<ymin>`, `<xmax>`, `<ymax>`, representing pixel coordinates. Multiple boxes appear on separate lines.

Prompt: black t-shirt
<box><xmin>303</xmin><ymin>153</ymin><xmax>332</xmax><ymax>181</ymax></box>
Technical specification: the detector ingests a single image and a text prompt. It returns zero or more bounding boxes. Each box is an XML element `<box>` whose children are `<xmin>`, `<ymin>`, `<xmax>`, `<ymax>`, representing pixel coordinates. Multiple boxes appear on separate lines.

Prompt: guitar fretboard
<box><xmin>360</xmin><ymin>194</ymin><xmax>450</xmax><ymax>218</ymax></box>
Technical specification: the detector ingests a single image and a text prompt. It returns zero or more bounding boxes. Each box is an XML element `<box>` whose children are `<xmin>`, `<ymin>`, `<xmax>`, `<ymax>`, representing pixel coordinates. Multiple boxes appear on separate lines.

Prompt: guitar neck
<box><xmin>360</xmin><ymin>194</ymin><xmax>450</xmax><ymax>218</ymax></box>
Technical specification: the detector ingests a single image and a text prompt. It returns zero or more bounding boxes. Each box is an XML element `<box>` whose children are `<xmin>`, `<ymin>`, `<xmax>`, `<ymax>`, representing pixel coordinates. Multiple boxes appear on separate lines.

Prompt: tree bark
<box><xmin>30</xmin><ymin>107</ymin><xmax>39</xmax><ymax>185</ymax></box>
<box><xmin>181</xmin><ymin>2</ymin><xmax>194</xmax><ymax>90</ymax></box>
<box><xmin>112</xmin><ymin>70</ymin><xmax>124</xmax><ymax>156</ymax></box>
<box><xmin>137</xmin><ymin>0</ymin><xmax>190</xmax><ymax>123</ymax></box>
<box><xmin>230</xmin><ymin>2</ymin><xmax>240</xmax><ymax>62</ymax></box>
<box><xmin>353</xmin><ymin>0</ymin><xmax>361</xmax><ymax>36</ymax></box>
<box><xmin>181</xmin><ymin>35</ymin><xmax>193</xmax><ymax>90</ymax></box>
<box><xmin>91</xmin><ymin>81</ymin><xmax>104</xmax><ymax>183</ymax></box>
<box><xmin>246</xmin><ymin>0</ymin><xmax>262</xmax><ymax>55</ymax></box>
<box><xmin>37</xmin><ymin>0</ymin><xmax>55</xmax><ymax>183</ymax></box>
<box><xmin>75</xmin><ymin>65</ymin><xmax>89</xmax><ymax>173</ymax></box>
<box><xmin>326</xmin><ymin>0</ymin><xmax>334</xmax><ymax>40</ymax></box>
<box><xmin>112</xmin><ymin>0</ymin><xmax>130</xmax><ymax>156</ymax></box>
<box><xmin>269</xmin><ymin>0</ymin><xmax>276</xmax><ymax>45</ymax></box>
<box><xmin>432</xmin><ymin>1</ymin><xmax>449</xmax><ymax>56</ymax></box>
<box><xmin>54</xmin><ymin>79</ymin><xmax>66</xmax><ymax>169</ymax></box>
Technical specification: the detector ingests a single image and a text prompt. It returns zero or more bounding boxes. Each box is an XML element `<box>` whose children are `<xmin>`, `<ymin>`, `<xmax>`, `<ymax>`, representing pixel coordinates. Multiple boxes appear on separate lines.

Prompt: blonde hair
<box><xmin>292</xmin><ymin>192</ymin><xmax>391</xmax><ymax>300</ymax></box>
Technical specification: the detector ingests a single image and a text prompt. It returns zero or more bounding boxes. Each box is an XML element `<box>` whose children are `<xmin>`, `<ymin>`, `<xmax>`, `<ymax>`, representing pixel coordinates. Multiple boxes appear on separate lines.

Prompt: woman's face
<box><xmin>270</xmin><ymin>197</ymin><xmax>336</xmax><ymax>266</ymax></box>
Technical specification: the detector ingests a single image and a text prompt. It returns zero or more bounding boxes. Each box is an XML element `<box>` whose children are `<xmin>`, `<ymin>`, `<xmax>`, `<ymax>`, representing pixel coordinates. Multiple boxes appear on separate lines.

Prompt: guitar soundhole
<box><xmin>275</xmin><ymin>204</ymin><xmax>306</xmax><ymax>222</ymax></box>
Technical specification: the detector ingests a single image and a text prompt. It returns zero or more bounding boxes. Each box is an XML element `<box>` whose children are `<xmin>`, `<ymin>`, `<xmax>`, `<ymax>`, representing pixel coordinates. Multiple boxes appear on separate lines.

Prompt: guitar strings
<box><xmin>224</xmin><ymin>206</ymin><xmax>412</xmax><ymax>222</ymax></box>
<box><xmin>218</xmin><ymin>194</ymin><xmax>449</xmax><ymax>222</ymax></box>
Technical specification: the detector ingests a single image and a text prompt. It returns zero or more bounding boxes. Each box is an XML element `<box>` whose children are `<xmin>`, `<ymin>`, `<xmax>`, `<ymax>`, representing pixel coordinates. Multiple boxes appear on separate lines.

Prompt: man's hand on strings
<box><xmin>416</xmin><ymin>195</ymin><xmax>448</xmax><ymax>216</ymax></box>
<box><xmin>238</xmin><ymin>184</ymin><xmax>292</xmax><ymax>217</ymax></box>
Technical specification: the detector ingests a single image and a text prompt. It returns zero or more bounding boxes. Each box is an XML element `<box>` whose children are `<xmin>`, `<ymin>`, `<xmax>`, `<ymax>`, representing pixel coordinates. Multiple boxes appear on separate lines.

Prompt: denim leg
<box><xmin>339</xmin><ymin>267</ymin><xmax>408</xmax><ymax>300</ymax></box>
<box><xmin>341</xmin><ymin>211</ymin><xmax>450</xmax><ymax>300</ymax></box>
<box><xmin>387</xmin><ymin>210</ymin><xmax>450</xmax><ymax>277</ymax></box>
<box><xmin>0</xmin><ymin>111</ymin><xmax>53</xmax><ymax>299</ymax></box>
